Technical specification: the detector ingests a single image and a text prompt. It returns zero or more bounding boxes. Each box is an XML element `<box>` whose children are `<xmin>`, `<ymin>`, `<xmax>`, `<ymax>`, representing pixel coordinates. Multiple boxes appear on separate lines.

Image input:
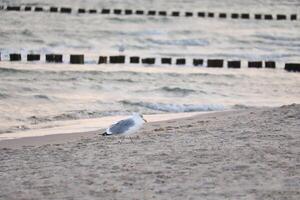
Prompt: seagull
<box><xmin>102</xmin><ymin>113</ymin><xmax>147</xmax><ymax>136</ymax></box>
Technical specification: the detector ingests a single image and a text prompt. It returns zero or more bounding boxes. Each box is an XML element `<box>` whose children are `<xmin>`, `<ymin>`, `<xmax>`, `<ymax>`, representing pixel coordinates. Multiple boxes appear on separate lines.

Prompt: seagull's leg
<box><xmin>100</xmin><ymin>132</ymin><xmax>108</xmax><ymax>145</ymax></box>
<box><xmin>129</xmin><ymin>137</ymin><xmax>135</xmax><ymax>144</ymax></box>
<box><xmin>118</xmin><ymin>136</ymin><xmax>125</xmax><ymax>144</ymax></box>
<box><xmin>104</xmin><ymin>136</ymin><xmax>107</xmax><ymax>145</ymax></box>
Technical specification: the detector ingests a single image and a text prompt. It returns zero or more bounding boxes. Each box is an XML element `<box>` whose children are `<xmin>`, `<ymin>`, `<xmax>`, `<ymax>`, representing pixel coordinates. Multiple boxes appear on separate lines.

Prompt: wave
<box><xmin>26</xmin><ymin>109</ymin><xmax>125</xmax><ymax>124</ymax></box>
<box><xmin>0</xmin><ymin>68</ymin><xmax>27</xmax><ymax>73</ymax></box>
<box><xmin>0</xmin><ymin>125</ymin><xmax>30</xmax><ymax>134</ymax></box>
<box><xmin>0</xmin><ymin>92</ymin><xmax>10</xmax><ymax>99</ymax></box>
<box><xmin>232</xmin><ymin>104</ymin><xmax>254</xmax><ymax>109</ymax></box>
<box><xmin>27</xmin><ymin>111</ymin><xmax>100</xmax><ymax>124</ymax></box>
<box><xmin>114</xmin><ymin>78</ymin><xmax>135</xmax><ymax>83</ymax></box>
<box><xmin>157</xmin><ymin>86</ymin><xmax>196</xmax><ymax>96</ymax></box>
<box><xmin>146</xmin><ymin>38</ymin><xmax>209</xmax><ymax>46</ymax></box>
<box><xmin>191</xmin><ymin>73</ymin><xmax>237</xmax><ymax>79</ymax></box>
<box><xmin>33</xmin><ymin>94</ymin><xmax>51</xmax><ymax>100</ymax></box>
<box><xmin>21</xmin><ymin>29</ymin><xmax>34</xmax><ymax>37</ymax></box>
<box><xmin>202</xmin><ymin>81</ymin><xmax>234</xmax><ymax>86</ymax></box>
<box><xmin>255</xmin><ymin>34</ymin><xmax>300</xmax><ymax>42</ymax></box>
<box><xmin>120</xmin><ymin>100</ymin><xmax>224</xmax><ymax>112</ymax></box>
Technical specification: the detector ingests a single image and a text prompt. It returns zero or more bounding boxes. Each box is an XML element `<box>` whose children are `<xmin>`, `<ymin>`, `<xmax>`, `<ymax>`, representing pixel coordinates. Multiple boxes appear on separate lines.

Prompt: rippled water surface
<box><xmin>0</xmin><ymin>0</ymin><xmax>299</xmax><ymax>134</ymax></box>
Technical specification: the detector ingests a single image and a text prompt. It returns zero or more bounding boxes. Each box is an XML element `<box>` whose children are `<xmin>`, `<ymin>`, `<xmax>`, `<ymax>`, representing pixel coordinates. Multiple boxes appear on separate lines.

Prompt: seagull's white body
<box><xmin>104</xmin><ymin>114</ymin><xmax>146</xmax><ymax>136</ymax></box>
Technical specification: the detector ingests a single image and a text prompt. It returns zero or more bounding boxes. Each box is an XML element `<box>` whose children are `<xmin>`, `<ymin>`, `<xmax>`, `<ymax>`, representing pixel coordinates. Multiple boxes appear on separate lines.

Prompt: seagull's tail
<box><xmin>102</xmin><ymin>132</ymin><xmax>108</xmax><ymax>136</ymax></box>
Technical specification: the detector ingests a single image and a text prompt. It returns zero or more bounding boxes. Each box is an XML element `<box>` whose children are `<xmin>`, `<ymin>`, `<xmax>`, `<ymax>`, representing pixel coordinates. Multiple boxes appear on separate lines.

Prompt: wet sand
<box><xmin>0</xmin><ymin>104</ymin><xmax>299</xmax><ymax>200</ymax></box>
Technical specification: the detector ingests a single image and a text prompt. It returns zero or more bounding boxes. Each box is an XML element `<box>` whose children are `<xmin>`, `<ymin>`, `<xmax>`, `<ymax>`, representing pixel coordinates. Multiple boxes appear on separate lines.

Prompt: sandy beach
<box><xmin>0</xmin><ymin>104</ymin><xmax>299</xmax><ymax>200</ymax></box>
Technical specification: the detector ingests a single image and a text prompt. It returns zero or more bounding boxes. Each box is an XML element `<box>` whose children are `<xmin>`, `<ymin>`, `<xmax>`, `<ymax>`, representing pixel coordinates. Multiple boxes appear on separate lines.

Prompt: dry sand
<box><xmin>0</xmin><ymin>104</ymin><xmax>299</xmax><ymax>200</ymax></box>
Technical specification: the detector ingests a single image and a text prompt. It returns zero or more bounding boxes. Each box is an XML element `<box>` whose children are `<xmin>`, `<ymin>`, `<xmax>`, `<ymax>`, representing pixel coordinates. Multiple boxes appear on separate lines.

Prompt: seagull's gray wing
<box><xmin>109</xmin><ymin>118</ymin><xmax>135</xmax><ymax>134</ymax></box>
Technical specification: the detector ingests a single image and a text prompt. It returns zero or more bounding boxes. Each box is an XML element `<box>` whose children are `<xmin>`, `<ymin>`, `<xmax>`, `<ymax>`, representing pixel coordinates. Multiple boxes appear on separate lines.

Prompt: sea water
<box><xmin>0</xmin><ymin>0</ymin><xmax>299</xmax><ymax>138</ymax></box>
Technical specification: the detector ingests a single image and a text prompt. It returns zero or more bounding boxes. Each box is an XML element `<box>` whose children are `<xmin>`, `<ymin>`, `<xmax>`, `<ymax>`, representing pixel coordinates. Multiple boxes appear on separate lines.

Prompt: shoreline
<box><xmin>0</xmin><ymin>111</ymin><xmax>216</xmax><ymax>148</ymax></box>
<box><xmin>1</xmin><ymin>104</ymin><xmax>299</xmax><ymax>199</ymax></box>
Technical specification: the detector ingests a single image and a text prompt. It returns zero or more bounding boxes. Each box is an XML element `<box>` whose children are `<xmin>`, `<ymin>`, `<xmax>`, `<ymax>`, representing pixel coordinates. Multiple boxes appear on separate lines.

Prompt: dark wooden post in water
<box><xmin>109</xmin><ymin>56</ymin><xmax>125</xmax><ymax>64</ymax></box>
<box><xmin>78</xmin><ymin>9</ymin><xmax>86</xmax><ymax>13</ymax></box>
<box><xmin>185</xmin><ymin>12</ymin><xmax>193</xmax><ymax>17</ymax></box>
<box><xmin>50</xmin><ymin>7</ymin><xmax>58</xmax><ymax>12</ymax></box>
<box><xmin>89</xmin><ymin>9</ymin><xmax>97</xmax><ymax>14</ymax></box>
<box><xmin>198</xmin><ymin>12</ymin><xmax>205</xmax><ymax>17</ymax></box>
<box><xmin>159</xmin><ymin>11</ymin><xmax>167</xmax><ymax>16</ymax></box>
<box><xmin>248</xmin><ymin>61</ymin><xmax>262</xmax><ymax>68</ymax></box>
<box><xmin>228</xmin><ymin>61</ymin><xmax>241</xmax><ymax>68</ymax></box>
<box><xmin>136</xmin><ymin>10</ymin><xmax>144</xmax><ymax>15</ymax></box>
<box><xmin>25</xmin><ymin>6</ymin><xmax>32</xmax><ymax>11</ymax></box>
<box><xmin>114</xmin><ymin>9</ymin><xmax>122</xmax><ymax>15</ymax></box>
<box><xmin>265</xmin><ymin>61</ymin><xmax>276</xmax><ymax>68</ymax></box>
<box><xmin>176</xmin><ymin>58</ymin><xmax>186</xmax><ymax>65</ymax></box>
<box><xmin>101</xmin><ymin>9</ymin><xmax>110</xmax><ymax>14</ymax></box>
<box><xmin>70</xmin><ymin>55</ymin><xmax>84</xmax><ymax>64</ymax></box>
<box><xmin>27</xmin><ymin>54</ymin><xmax>40</xmax><ymax>61</ymax></box>
<box><xmin>161</xmin><ymin>58</ymin><xmax>172</xmax><ymax>65</ymax></box>
<box><xmin>10</xmin><ymin>54</ymin><xmax>21</xmax><ymax>61</ymax></box>
<box><xmin>7</xmin><ymin>6</ymin><xmax>21</xmax><ymax>11</ymax></box>
<box><xmin>231</xmin><ymin>13</ymin><xmax>239</xmax><ymax>19</ymax></box>
<box><xmin>46</xmin><ymin>54</ymin><xmax>63</xmax><ymax>63</ymax></box>
<box><xmin>207</xmin><ymin>59</ymin><xmax>223</xmax><ymax>68</ymax></box>
<box><xmin>34</xmin><ymin>7</ymin><xmax>43</xmax><ymax>12</ymax></box>
<box><xmin>193</xmin><ymin>59</ymin><xmax>203</xmax><ymax>66</ymax></box>
<box><xmin>148</xmin><ymin>10</ymin><xmax>156</xmax><ymax>16</ymax></box>
<box><xmin>241</xmin><ymin>13</ymin><xmax>250</xmax><ymax>19</ymax></box>
<box><xmin>255</xmin><ymin>14</ymin><xmax>262</xmax><ymax>20</ymax></box>
<box><xmin>208</xmin><ymin>12</ymin><xmax>214</xmax><ymax>18</ymax></box>
<box><xmin>171</xmin><ymin>11</ymin><xmax>180</xmax><ymax>17</ymax></box>
<box><xmin>277</xmin><ymin>14</ymin><xmax>286</xmax><ymax>20</ymax></box>
<box><xmin>125</xmin><ymin>10</ymin><xmax>132</xmax><ymax>15</ymax></box>
<box><xmin>61</xmin><ymin>7</ymin><xmax>72</xmax><ymax>14</ymax></box>
<box><xmin>219</xmin><ymin>13</ymin><xmax>226</xmax><ymax>18</ymax></box>
<box><xmin>264</xmin><ymin>14</ymin><xmax>273</xmax><ymax>20</ymax></box>
<box><xmin>98</xmin><ymin>56</ymin><xmax>107</xmax><ymax>64</ymax></box>
<box><xmin>291</xmin><ymin>14</ymin><xmax>297</xmax><ymax>20</ymax></box>
<box><xmin>130</xmin><ymin>56</ymin><xmax>140</xmax><ymax>64</ymax></box>
<box><xmin>284</xmin><ymin>63</ymin><xmax>300</xmax><ymax>72</ymax></box>
<box><xmin>142</xmin><ymin>58</ymin><xmax>155</xmax><ymax>64</ymax></box>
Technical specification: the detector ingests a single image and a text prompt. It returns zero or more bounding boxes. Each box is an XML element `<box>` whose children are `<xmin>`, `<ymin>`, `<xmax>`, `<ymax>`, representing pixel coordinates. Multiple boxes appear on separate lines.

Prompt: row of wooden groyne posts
<box><xmin>1</xmin><ymin>53</ymin><xmax>299</xmax><ymax>72</ymax></box>
<box><xmin>1</xmin><ymin>5</ymin><xmax>298</xmax><ymax>21</ymax></box>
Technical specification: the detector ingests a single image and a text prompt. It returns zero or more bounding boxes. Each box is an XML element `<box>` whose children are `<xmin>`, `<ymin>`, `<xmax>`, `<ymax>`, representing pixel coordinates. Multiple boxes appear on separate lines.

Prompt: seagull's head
<box><xmin>140</xmin><ymin>114</ymin><xmax>147</xmax><ymax>123</ymax></box>
<box><xmin>133</xmin><ymin>113</ymin><xmax>147</xmax><ymax>123</ymax></box>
